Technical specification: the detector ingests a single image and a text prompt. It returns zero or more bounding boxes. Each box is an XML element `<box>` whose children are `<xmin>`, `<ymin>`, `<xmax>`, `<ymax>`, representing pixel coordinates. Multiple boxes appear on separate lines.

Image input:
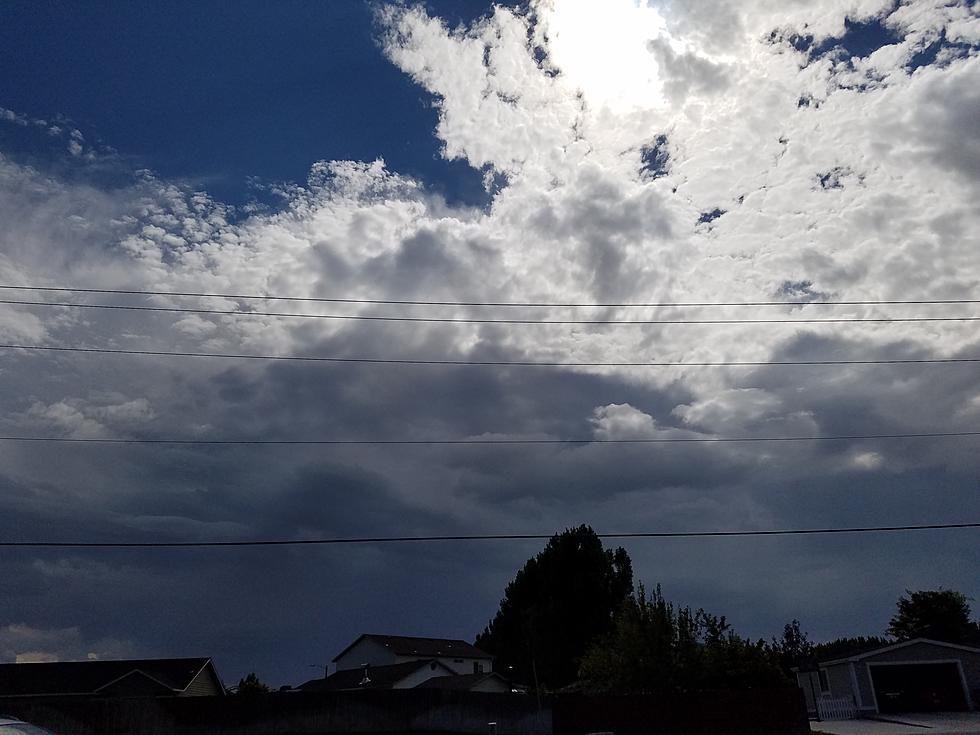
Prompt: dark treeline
<box><xmin>577</xmin><ymin>583</ymin><xmax>789</xmax><ymax>692</ymax></box>
<box><xmin>472</xmin><ymin>525</ymin><xmax>980</xmax><ymax>694</ymax></box>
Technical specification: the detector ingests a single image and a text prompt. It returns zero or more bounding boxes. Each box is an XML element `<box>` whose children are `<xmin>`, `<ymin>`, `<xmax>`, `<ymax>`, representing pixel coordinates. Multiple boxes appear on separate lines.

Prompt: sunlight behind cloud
<box><xmin>540</xmin><ymin>0</ymin><xmax>672</xmax><ymax>112</ymax></box>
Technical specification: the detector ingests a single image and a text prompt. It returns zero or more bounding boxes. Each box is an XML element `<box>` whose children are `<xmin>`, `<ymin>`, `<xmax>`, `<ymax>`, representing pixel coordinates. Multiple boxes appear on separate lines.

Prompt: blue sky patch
<box><xmin>640</xmin><ymin>135</ymin><xmax>670</xmax><ymax>180</ymax></box>
<box><xmin>697</xmin><ymin>208</ymin><xmax>726</xmax><ymax>225</ymax></box>
<box><xmin>770</xmin><ymin>6</ymin><xmax>905</xmax><ymax>66</ymax></box>
<box><xmin>0</xmin><ymin>1</ymin><xmax>514</xmax><ymax>208</ymax></box>
<box><xmin>810</xmin><ymin>11</ymin><xmax>904</xmax><ymax>61</ymax></box>
<box><xmin>777</xmin><ymin>280</ymin><xmax>829</xmax><ymax>301</ymax></box>
<box><xmin>907</xmin><ymin>29</ymin><xmax>980</xmax><ymax>71</ymax></box>
<box><xmin>817</xmin><ymin>167</ymin><xmax>861</xmax><ymax>190</ymax></box>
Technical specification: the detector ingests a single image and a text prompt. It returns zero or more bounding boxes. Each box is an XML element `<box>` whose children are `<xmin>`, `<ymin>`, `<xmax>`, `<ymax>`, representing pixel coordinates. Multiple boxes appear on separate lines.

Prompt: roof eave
<box><xmin>819</xmin><ymin>637</ymin><xmax>980</xmax><ymax>666</ymax></box>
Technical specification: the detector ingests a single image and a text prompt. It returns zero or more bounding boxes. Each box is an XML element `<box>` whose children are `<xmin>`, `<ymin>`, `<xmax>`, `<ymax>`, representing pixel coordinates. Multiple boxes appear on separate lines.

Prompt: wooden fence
<box><xmin>1</xmin><ymin>687</ymin><xmax>810</xmax><ymax>735</ymax></box>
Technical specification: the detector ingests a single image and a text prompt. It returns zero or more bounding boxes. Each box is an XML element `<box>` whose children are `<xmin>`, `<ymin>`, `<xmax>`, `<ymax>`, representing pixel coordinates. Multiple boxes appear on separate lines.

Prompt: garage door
<box><xmin>870</xmin><ymin>662</ymin><xmax>968</xmax><ymax>713</ymax></box>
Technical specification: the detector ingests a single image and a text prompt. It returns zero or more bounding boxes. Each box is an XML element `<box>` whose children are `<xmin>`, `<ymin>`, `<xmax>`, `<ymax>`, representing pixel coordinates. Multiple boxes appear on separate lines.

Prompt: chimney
<box><xmin>359</xmin><ymin>663</ymin><xmax>371</xmax><ymax>686</ymax></box>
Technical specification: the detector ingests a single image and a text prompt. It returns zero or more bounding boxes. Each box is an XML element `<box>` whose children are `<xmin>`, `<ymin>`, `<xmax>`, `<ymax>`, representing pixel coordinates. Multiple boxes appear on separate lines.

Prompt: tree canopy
<box><xmin>771</xmin><ymin>620</ymin><xmax>814</xmax><ymax>676</ymax></box>
<box><xmin>811</xmin><ymin>636</ymin><xmax>892</xmax><ymax>662</ymax></box>
<box><xmin>578</xmin><ymin>584</ymin><xmax>788</xmax><ymax>692</ymax></box>
<box><xmin>475</xmin><ymin>525</ymin><xmax>633</xmax><ymax>690</ymax></box>
<box><xmin>887</xmin><ymin>589</ymin><xmax>980</xmax><ymax>644</ymax></box>
<box><xmin>807</xmin><ymin>588</ymin><xmax>979</xmax><ymax>664</ymax></box>
<box><xmin>235</xmin><ymin>672</ymin><xmax>270</xmax><ymax>694</ymax></box>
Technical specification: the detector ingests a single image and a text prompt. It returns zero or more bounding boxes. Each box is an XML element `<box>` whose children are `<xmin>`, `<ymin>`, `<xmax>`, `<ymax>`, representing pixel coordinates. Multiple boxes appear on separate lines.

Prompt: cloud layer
<box><xmin>0</xmin><ymin>0</ymin><xmax>978</xmax><ymax>685</ymax></box>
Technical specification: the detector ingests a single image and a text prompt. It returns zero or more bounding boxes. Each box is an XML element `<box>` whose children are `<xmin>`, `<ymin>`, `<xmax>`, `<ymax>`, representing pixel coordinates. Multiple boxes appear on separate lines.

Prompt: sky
<box><xmin>0</xmin><ymin>0</ymin><xmax>978</xmax><ymax>688</ymax></box>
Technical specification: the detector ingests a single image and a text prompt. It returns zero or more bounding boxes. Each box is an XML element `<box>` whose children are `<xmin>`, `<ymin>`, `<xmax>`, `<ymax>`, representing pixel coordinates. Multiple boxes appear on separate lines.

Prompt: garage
<box><xmin>870</xmin><ymin>662</ymin><xmax>968</xmax><ymax>713</ymax></box>
<box><xmin>797</xmin><ymin>638</ymin><xmax>980</xmax><ymax>718</ymax></box>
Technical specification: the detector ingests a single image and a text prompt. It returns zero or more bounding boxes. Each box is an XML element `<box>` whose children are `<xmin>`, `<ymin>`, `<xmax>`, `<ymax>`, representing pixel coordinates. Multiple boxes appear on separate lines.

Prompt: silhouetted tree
<box><xmin>887</xmin><ymin>589</ymin><xmax>980</xmax><ymax>644</ymax></box>
<box><xmin>811</xmin><ymin>635</ymin><xmax>891</xmax><ymax>662</ymax></box>
<box><xmin>770</xmin><ymin>619</ymin><xmax>814</xmax><ymax>676</ymax></box>
<box><xmin>578</xmin><ymin>584</ymin><xmax>787</xmax><ymax>692</ymax></box>
<box><xmin>235</xmin><ymin>672</ymin><xmax>270</xmax><ymax>694</ymax></box>
<box><xmin>475</xmin><ymin>525</ymin><xmax>632</xmax><ymax>690</ymax></box>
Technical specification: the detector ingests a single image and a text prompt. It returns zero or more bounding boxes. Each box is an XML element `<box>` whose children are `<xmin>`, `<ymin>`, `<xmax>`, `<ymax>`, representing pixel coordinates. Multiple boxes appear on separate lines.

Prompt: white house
<box><xmin>332</xmin><ymin>634</ymin><xmax>493</xmax><ymax>676</ymax></box>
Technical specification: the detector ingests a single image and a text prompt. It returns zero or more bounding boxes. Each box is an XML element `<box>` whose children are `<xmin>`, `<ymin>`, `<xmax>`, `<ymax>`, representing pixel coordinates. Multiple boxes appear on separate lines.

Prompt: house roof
<box><xmin>819</xmin><ymin>637</ymin><xmax>980</xmax><ymax>666</ymax></box>
<box><xmin>0</xmin><ymin>657</ymin><xmax>218</xmax><ymax>697</ymax></box>
<box><xmin>299</xmin><ymin>659</ymin><xmax>455</xmax><ymax>692</ymax></box>
<box><xmin>414</xmin><ymin>672</ymin><xmax>510</xmax><ymax>691</ymax></box>
<box><xmin>331</xmin><ymin>634</ymin><xmax>492</xmax><ymax>663</ymax></box>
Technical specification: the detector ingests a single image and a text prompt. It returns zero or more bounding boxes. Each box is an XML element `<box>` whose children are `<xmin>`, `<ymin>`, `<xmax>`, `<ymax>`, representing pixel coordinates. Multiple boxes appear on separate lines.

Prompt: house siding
<box><xmin>335</xmin><ymin>639</ymin><xmax>398</xmax><ymax>671</ymax></box>
<box><xmin>181</xmin><ymin>666</ymin><xmax>224</xmax><ymax>696</ymax></box>
<box><xmin>795</xmin><ymin>671</ymin><xmax>821</xmax><ymax>713</ymax></box>
<box><xmin>853</xmin><ymin>664</ymin><xmax>875</xmax><ymax>710</ymax></box>
<box><xmin>824</xmin><ymin>663</ymin><xmax>855</xmax><ymax>702</ymax></box>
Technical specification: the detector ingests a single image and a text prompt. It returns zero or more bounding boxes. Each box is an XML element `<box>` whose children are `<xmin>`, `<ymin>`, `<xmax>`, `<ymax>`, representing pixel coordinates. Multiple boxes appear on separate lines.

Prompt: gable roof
<box><xmin>414</xmin><ymin>672</ymin><xmax>510</xmax><ymax>691</ymax></box>
<box><xmin>819</xmin><ymin>637</ymin><xmax>980</xmax><ymax>666</ymax></box>
<box><xmin>299</xmin><ymin>659</ymin><xmax>455</xmax><ymax>692</ymax></box>
<box><xmin>0</xmin><ymin>657</ymin><xmax>220</xmax><ymax>697</ymax></box>
<box><xmin>332</xmin><ymin>634</ymin><xmax>492</xmax><ymax>663</ymax></box>
<box><xmin>95</xmin><ymin>669</ymin><xmax>175</xmax><ymax>695</ymax></box>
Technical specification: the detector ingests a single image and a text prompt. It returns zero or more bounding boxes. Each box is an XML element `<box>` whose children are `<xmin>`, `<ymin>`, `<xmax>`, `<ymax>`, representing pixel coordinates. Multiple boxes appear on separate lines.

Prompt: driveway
<box><xmin>812</xmin><ymin>713</ymin><xmax>980</xmax><ymax>735</ymax></box>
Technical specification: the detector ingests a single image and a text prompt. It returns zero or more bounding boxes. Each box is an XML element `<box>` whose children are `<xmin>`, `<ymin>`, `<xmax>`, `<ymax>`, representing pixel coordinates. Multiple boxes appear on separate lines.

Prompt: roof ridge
<box><xmin>0</xmin><ymin>656</ymin><xmax>210</xmax><ymax>666</ymax></box>
<box><xmin>366</xmin><ymin>633</ymin><xmax>470</xmax><ymax>641</ymax></box>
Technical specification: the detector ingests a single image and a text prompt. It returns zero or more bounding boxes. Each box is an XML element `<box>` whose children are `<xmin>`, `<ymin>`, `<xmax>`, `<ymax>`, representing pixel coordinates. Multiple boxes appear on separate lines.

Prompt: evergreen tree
<box><xmin>475</xmin><ymin>525</ymin><xmax>632</xmax><ymax>690</ymax></box>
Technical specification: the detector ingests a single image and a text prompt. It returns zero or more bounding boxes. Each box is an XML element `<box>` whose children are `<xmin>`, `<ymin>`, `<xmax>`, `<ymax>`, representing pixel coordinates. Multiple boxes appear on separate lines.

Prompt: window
<box><xmin>818</xmin><ymin>670</ymin><xmax>830</xmax><ymax>693</ymax></box>
<box><xmin>474</xmin><ymin>662</ymin><xmax>483</xmax><ymax>674</ymax></box>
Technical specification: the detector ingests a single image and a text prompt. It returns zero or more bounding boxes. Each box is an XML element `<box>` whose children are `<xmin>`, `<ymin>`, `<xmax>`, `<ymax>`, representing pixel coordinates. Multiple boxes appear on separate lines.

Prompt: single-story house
<box><xmin>331</xmin><ymin>634</ymin><xmax>493</xmax><ymax>676</ymax></box>
<box><xmin>0</xmin><ymin>657</ymin><xmax>225</xmax><ymax>698</ymax></box>
<box><xmin>796</xmin><ymin>638</ymin><xmax>980</xmax><ymax>718</ymax></box>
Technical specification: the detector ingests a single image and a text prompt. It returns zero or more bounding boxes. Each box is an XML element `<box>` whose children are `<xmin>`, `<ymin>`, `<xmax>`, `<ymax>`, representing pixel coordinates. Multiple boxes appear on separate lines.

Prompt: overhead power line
<box><xmin>1</xmin><ymin>430</ymin><xmax>978</xmax><ymax>445</ymax></box>
<box><xmin>2</xmin><ymin>284</ymin><xmax>979</xmax><ymax>308</ymax></box>
<box><xmin>2</xmin><ymin>343</ymin><xmax>978</xmax><ymax>368</ymax></box>
<box><xmin>2</xmin><ymin>298</ymin><xmax>980</xmax><ymax>324</ymax></box>
<box><xmin>1</xmin><ymin>522</ymin><xmax>978</xmax><ymax>548</ymax></box>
